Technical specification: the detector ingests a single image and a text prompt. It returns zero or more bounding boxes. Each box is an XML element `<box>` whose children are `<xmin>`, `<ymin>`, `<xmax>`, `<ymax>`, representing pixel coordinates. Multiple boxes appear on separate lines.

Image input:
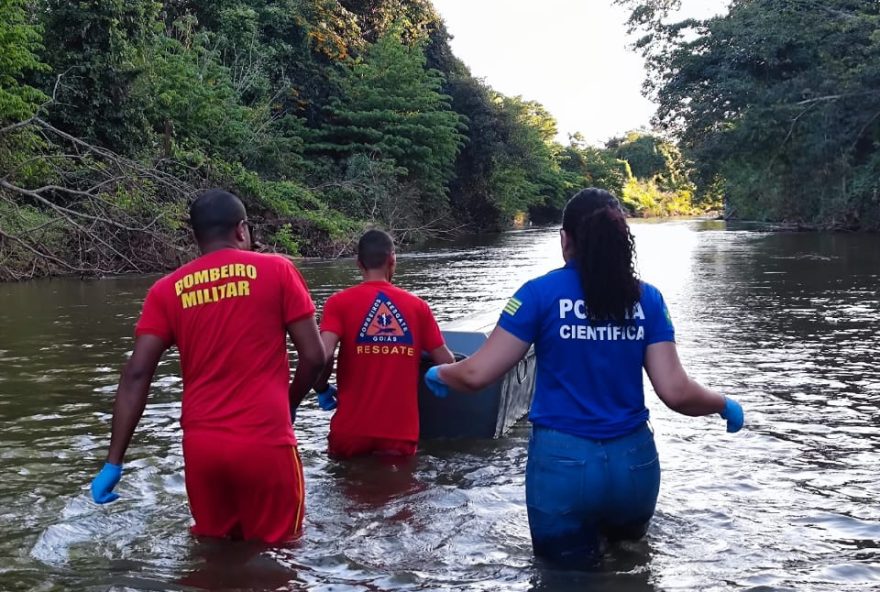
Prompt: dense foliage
<box><xmin>617</xmin><ymin>0</ymin><xmax>880</xmax><ymax>229</ymax></box>
<box><xmin>1</xmin><ymin>0</ymin><xmax>702</xmax><ymax>280</ymax></box>
<box><xmin>0</xmin><ymin>0</ymin><xmax>47</xmax><ymax>121</ymax></box>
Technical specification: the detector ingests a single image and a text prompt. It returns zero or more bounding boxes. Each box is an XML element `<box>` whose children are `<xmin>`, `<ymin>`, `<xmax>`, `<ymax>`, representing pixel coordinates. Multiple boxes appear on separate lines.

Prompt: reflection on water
<box><xmin>1</xmin><ymin>221</ymin><xmax>879</xmax><ymax>591</ymax></box>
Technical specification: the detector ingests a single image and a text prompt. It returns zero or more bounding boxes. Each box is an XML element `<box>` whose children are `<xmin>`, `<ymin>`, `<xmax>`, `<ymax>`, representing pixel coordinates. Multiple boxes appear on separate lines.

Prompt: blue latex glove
<box><xmin>720</xmin><ymin>397</ymin><xmax>744</xmax><ymax>433</ymax></box>
<box><xmin>315</xmin><ymin>384</ymin><xmax>338</xmax><ymax>411</ymax></box>
<box><xmin>424</xmin><ymin>366</ymin><xmax>450</xmax><ymax>398</ymax></box>
<box><xmin>90</xmin><ymin>462</ymin><xmax>122</xmax><ymax>504</ymax></box>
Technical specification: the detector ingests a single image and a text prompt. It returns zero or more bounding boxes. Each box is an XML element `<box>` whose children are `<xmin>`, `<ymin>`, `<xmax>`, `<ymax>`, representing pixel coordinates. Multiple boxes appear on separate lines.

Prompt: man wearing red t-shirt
<box><xmin>315</xmin><ymin>230</ymin><xmax>454</xmax><ymax>459</ymax></box>
<box><xmin>88</xmin><ymin>189</ymin><xmax>325</xmax><ymax>543</ymax></box>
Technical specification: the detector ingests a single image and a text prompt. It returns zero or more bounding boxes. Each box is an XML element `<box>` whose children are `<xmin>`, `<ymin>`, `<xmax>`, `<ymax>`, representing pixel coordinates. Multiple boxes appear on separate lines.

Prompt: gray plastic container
<box><xmin>418</xmin><ymin>311</ymin><xmax>536</xmax><ymax>439</ymax></box>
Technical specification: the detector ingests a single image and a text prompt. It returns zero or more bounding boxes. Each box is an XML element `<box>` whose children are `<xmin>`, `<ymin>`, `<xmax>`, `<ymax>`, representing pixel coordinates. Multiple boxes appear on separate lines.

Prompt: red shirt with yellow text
<box><xmin>135</xmin><ymin>249</ymin><xmax>315</xmax><ymax>446</ymax></box>
<box><xmin>320</xmin><ymin>281</ymin><xmax>444</xmax><ymax>442</ymax></box>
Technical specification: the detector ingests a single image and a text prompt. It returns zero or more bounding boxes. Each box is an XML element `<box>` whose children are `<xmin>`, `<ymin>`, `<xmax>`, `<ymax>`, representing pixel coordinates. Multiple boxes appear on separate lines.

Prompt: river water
<box><xmin>0</xmin><ymin>220</ymin><xmax>879</xmax><ymax>591</ymax></box>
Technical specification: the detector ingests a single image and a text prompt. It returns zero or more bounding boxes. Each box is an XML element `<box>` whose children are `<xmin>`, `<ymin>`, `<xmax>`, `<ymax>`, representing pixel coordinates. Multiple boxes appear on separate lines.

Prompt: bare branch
<box><xmin>0</xmin><ymin>116</ymin><xmax>37</xmax><ymax>136</ymax></box>
<box><xmin>794</xmin><ymin>90</ymin><xmax>880</xmax><ymax>107</ymax></box>
<box><xmin>0</xmin><ymin>227</ymin><xmax>87</xmax><ymax>273</ymax></box>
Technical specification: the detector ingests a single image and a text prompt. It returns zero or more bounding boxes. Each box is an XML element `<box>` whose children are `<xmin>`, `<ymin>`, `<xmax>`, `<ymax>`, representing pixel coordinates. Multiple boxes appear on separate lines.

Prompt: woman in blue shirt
<box><xmin>424</xmin><ymin>188</ymin><xmax>744</xmax><ymax>565</ymax></box>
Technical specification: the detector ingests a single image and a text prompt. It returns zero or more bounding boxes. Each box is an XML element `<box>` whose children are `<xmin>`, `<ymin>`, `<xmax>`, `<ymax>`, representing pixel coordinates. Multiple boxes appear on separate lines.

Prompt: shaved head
<box><xmin>189</xmin><ymin>189</ymin><xmax>247</xmax><ymax>244</ymax></box>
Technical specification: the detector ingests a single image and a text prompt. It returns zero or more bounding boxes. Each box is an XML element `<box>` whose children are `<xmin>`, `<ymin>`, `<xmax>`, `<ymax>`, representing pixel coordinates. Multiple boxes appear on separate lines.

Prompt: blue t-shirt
<box><xmin>497</xmin><ymin>262</ymin><xmax>675</xmax><ymax>439</ymax></box>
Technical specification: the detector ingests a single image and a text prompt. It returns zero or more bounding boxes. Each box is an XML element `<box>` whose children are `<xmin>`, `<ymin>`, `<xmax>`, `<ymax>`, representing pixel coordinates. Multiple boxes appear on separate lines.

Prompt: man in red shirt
<box><xmin>88</xmin><ymin>189</ymin><xmax>325</xmax><ymax>543</ymax></box>
<box><xmin>315</xmin><ymin>229</ymin><xmax>454</xmax><ymax>459</ymax></box>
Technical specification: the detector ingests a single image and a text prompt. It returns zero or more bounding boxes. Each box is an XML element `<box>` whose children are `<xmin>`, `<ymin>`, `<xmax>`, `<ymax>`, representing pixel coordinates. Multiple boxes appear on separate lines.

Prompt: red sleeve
<box><xmin>280</xmin><ymin>258</ymin><xmax>316</xmax><ymax>325</ymax></box>
<box><xmin>135</xmin><ymin>281</ymin><xmax>175</xmax><ymax>346</ymax></box>
<box><xmin>420</xmin><ymin>299</ymin><xmax>444</xmax><ymax>352</ymax></box>
<box><xmin>319</xmin><ymin>292</ymin><xmax>344</xmax><ymax>336</ymax></box>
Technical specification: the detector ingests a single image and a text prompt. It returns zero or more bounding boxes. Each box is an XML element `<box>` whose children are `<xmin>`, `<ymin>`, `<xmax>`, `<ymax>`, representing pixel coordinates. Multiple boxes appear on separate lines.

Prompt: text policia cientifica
<box><xmin>558</xmin><ymin>299</ymin><xmax>647</xmax><ymax>341</ymax></box>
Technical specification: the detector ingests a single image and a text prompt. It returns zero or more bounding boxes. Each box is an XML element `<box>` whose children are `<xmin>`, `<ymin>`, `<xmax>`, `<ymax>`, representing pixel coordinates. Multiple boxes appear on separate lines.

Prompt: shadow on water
<box><xmin>176</xmin><ymin>539</ymin><xmax>302</xmax><ymax>592</ymax></box>
<box><xmin>528</xmin><ymin>545</ymin><xmax>655</xmax><ymax>592</ymax></box>
<box><xmin>325</xmin><ymin>455</ymin><xmax>426</xmax><ymax>512</ymax></box>
<box><xmin>0</xmin><ymin>221</ymin><xmax>879</xmax><ymax>590</ymax></box>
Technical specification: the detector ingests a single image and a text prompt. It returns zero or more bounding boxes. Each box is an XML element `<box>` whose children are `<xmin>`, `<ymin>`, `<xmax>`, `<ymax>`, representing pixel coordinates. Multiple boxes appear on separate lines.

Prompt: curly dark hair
<box><xmin>562</xmin><ymin>188</ymin><xmax>640</xmax><ymax>323</ymax></box>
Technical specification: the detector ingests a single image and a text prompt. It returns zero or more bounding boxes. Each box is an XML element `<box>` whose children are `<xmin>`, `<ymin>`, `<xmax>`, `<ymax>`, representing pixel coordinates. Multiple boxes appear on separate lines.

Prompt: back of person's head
<box><xmin>357</xmin><ymin>229</ymin><xmax>395</xmax><ymax>270</ymax></box>
<box><xmin>189</xmin><ymin>189</ymin><xmax>247</xmax><ymax>245</ymax></box>
<box><xmin>562</xmin><ymin>188</ymin><xmax>640</xmax><ymax>323</ymax></box>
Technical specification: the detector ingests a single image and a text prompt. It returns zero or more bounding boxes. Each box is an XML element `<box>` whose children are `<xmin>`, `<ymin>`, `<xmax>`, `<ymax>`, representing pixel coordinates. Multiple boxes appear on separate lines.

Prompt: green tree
<box><xmin>607</xmin><ymin>131</ymin><xmax>668</xmax><ymax>180</ymax></box>
<box><xmin>424</xmin><ymin>20</ymin><xmax>572</xmax><ymax>228</ymax></box>
<box><xmin>559</xmin><ymin>141</ymin><xmax>630</xmax><ymax>197</ymax></box>
<box><xmin>141</xmin><ymin>19</ymin><xmax>248</xmax><ymax>155</ymax></box>
<box><xmin>607</xmin><ymin>131</ymin><xmax>694</xmax><ymax>194</ymax></box>
<box><xmin>490</xmin><ymin>94</ymin><xmax>566</xmax><ymax>218</ymax></box>
<box><xmin>161</xmin><ymin>0</ymin><xmax>350</xmax><ymax>125</ymax></box>
<box><xmin>137</xmin><ymin>16</ymin><xmax>307</xmax><ymax>177</ymax></box>
<box><xmin>0</xmin><ymin>0</ymin><xmax>48</xmax><ymax>122</ymax></box>
<box><xmin>339</xmin><ymin>0</ymin><xmax>439</xmax><ymax>44</ymax></box>
<box><xmin>619</xmin><ymin>0</ymin><xmax>880</xmax><ymax>228</ymax></box>
<box><xmin>309</xmin><ymin>28</ymin><xmax>465</xmax><ymax>216</ymax></box>
<box><xmin>40</xmin><ymin>0</ymin><xmax>161</xmax><ymax>156</ymax></box>
<box><xmin>424</xmin><ymin>20</ymin><xmax>506</xmax><ymax>228</ymax></box>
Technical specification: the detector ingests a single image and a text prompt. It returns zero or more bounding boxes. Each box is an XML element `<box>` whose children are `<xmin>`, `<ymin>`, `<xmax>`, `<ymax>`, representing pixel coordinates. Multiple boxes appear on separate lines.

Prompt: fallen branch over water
<box><xmin>0</xmin><ymin>118</ymin><xmax>196</xmax><ymax>281</ymax></box>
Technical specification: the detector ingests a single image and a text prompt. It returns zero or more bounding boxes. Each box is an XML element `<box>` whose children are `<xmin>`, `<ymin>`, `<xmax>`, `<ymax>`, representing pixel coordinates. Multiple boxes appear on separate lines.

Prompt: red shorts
<box><xmin>183</xmin><ymin>433</ymin><xmax>305</xmax><ymax>543</ymax></box>
<box><xmin>327</xmin><ymin>432</ymin><xmax>417</xmax><ymax>460</ymax></box>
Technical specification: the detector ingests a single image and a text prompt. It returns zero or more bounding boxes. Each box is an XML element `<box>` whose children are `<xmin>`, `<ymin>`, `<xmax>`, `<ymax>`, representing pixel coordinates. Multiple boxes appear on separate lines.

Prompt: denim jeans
<box><xmin>525</xmin><ymin>423</ymin><xmax>661</xmax><ymax>564</ymax></box>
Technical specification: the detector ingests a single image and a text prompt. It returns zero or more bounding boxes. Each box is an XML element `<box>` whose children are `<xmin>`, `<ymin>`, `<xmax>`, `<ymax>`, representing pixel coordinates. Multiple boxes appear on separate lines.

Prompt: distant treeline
<box><xmin>2</xmin><ymin>0</ymin><xmax>709</xmax><ymax>280</ymax></box>
<box><xmin>618</xmin><ymin>0</ymin><xmax>880</xmax><ymax>230</ymax></box>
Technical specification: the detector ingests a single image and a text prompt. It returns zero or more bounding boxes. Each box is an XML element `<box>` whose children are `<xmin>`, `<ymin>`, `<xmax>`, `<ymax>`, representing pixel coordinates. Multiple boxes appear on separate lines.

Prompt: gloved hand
<box><xmin>424</xmin><ymin>366</ymin><xmax>450</xmax><ymax>398</ymax></box>
<box><xmin>315</xmin><ymin>384</ymin><xmax>338</xmax><ymax>411</ymax></box>
<box><xmin>720</xmin><ymin>397</ymin><xmax>744</xmax><ymax>433</ymax></box>
<box><xmin>90</xmin><ymin>462</ymin><xmax>122</xmax><ymax>504</ymax></box>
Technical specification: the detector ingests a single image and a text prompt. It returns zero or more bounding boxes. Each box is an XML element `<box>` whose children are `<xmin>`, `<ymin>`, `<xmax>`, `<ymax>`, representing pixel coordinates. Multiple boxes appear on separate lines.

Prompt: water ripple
<box><xmin>0</xmin><ymin>223</ymin><xmax>877</xmax><ymax>590</ymax></box>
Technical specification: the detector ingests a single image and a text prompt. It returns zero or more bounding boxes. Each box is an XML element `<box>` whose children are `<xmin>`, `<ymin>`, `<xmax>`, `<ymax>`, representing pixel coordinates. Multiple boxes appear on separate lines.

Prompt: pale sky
<box><xmin>431</xmin><ymin>0</ymin><xmax>728</xmax><ymax>145</ymax></box>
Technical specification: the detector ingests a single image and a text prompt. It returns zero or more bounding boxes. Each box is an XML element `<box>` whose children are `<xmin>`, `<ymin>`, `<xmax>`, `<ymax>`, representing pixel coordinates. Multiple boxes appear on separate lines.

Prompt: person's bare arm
<box><xmin>287</xmin><ymin>315</ymin><xmax>326</xmax><ymax>410</ymax></box>
<box><xmin>429</xmin><ymin>344</ymin><xmax>455</xmax><ymax>365</ymax></box>
<box><xmin>106</xmin><ymin>335</ymin><xmax>167</xmax><ymax>465</ymax></box>
<box><xmin>437</xmin><ymin>326</ymin><xmax>530</xmax><ymax>392</ymax></box>
<box><xmin>644</xmin><ymin>342</ymin><xmax>725</xmax><ymax>416</ymax></box>
<box><xmin>313</xmin><ymin>331</ymin><xmax>340</xmax><ymax>392</ymax></box>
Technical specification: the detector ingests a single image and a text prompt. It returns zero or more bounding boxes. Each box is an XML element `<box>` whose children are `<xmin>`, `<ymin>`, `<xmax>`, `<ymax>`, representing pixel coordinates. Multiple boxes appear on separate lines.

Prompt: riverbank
<box><xmin>3</xmin><ymin>209</ymin><xmax>875</xmax><ymax>284</ymax></box>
